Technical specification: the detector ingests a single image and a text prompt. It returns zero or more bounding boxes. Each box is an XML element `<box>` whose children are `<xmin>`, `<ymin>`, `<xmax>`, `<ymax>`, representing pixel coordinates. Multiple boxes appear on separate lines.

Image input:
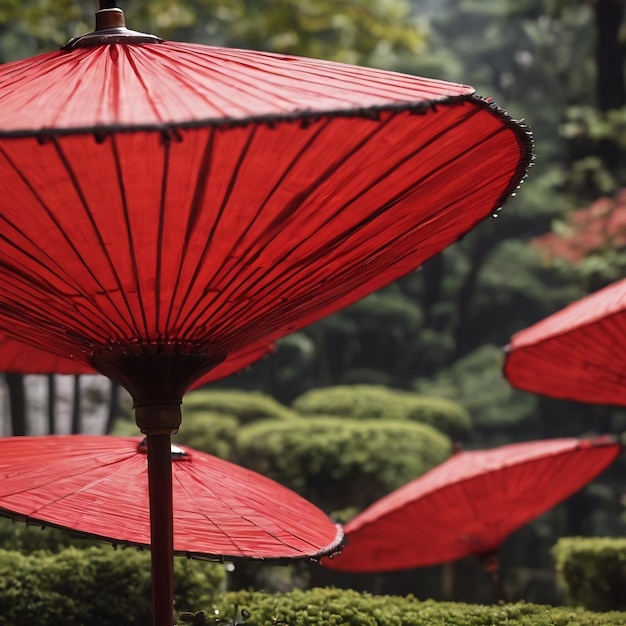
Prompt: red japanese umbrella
<box><xmin>504</xmin><ymin>277</ymin><xmax>626</xmax><ymax>406</ymax></box>
<box><xmin>323</xmin><ymin>436</ymin><xmax>621</xmax><ymax>599</ymax></box>
<box><xmin>0</xmin><ymin>3</ymin><xmax>531</xmax><ymax>623</ymax></box>
<box><xmin>0</xmin><ymin>435</ymin><xmax>343</xmax><ymax>560</ymax></box>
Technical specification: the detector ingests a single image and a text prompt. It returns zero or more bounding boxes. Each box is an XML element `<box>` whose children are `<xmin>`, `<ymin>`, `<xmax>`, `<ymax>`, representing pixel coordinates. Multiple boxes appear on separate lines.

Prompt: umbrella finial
<box><xmin>62</xmin><ymin>1</ymin><xmax>163</xmax><ymax>49</ymax></box>
<box><xmin>95</xmin><ymin>4</ymin><xmax>126</xmax><ymax>31</ymax></box>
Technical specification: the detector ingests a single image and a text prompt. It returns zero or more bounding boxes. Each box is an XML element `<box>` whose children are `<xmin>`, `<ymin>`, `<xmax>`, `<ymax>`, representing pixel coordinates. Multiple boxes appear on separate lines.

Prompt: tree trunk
<box><xmin>594</xmin><ymin>0</ymin><xmax>626</xmax><ymax>112</ymax></box>
<box><xmin>594</xmin><ymin>0</ymin><xmax>626</xmax><ymax>174</ymax></box>
<box><xmin>71</xmin><ymin>375</ymin><xmax>81</xmax><ymax>434</ymax></box>
<box><xmin>47</xmin><ymin>374</ymin><xmax>56</xmax><ymax>435</ymax></box>
<box><xmin>105</xmin><ymin>380</ymin><xmax>121</xmax><ymax>434</ymax></box>
<box><xmin>452</xmin><ymin>234</ymin><xmax>491</xmax><ymax>358</ymax></box>
<box><xmin>5</xmin><ymin>373</ymin><xmax>27</xmax><ymax>436</ymax></box>
<box><xmin>421</xmin><ymin>253</ymin><xmax>445</xmax><ymax>328</ymax></box>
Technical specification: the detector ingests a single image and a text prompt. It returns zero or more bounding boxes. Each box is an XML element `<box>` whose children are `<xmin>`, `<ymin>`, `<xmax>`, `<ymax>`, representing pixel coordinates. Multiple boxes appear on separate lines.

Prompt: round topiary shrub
<box><xmin>234</xmin><ymin>417</ymin><xmax>452</xmax><ymax>512</ymax></box>
<box><xmin>183</xmin><ymin>389</ymin><xmax>298</xmax><ymax>423</ymax></box>
<box><xmin>292</xmin><ymin>384</ymin><xmax>471</xmax><ymax>438</ymax></box>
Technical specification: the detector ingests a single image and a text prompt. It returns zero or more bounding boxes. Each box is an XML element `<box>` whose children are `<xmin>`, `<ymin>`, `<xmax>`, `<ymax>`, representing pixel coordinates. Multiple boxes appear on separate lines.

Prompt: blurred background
<box><xmin>1</xmin><ymin>0</ymin><xmax>625</xmax><ymax>607</ymax></box>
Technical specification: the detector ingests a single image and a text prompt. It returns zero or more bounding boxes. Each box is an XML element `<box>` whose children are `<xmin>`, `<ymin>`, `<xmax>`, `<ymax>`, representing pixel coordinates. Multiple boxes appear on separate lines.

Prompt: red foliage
<box><xmin>533</xmin><ymin>189</ymin><xmax>626</xmax><ymax>262</ymax></box>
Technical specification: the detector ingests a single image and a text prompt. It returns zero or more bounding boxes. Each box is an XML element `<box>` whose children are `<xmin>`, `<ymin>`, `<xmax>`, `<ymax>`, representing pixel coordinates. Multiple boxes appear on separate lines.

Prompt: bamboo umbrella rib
<box><xmin>174</xmin><ymin>106</ymin><xmax>485</xmax><ymax>337</ymax></box>
<box><xmin>110</xmin><ymin>134</ymin><xmax>151</xmax><ymax>339</ymax></box>
<box><xmin>51</xmin><ymin>137</ymin><xmax>144</xmax><ymax>339</ymax></box>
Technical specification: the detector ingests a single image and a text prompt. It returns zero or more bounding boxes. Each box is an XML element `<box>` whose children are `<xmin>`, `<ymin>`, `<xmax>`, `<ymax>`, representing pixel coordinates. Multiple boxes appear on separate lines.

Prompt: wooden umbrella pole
<box><xmin>146</xmin><ymin>432</ymin><xmax>175</xmax><ymax>626</ymax></box>
<box><xmin>480</xmin><ymin>552</ymin><xmax>509</xmax><ymax>603</ymax></box>
<box><xmin>135</xmin><ymin>403</ymin><xmax>182</xmax><ymax>626</ymax></box>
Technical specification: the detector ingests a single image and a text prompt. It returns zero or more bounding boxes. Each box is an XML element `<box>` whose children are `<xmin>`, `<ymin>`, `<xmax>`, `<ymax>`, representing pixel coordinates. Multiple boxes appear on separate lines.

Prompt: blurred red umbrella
<box><xmin>0</xmin><ymin>435</ymin><xmax>342</xmax><ymax>560</ymax></box>
<box><xmin>504</xmin><ymin>278</ymin><xmax>626</xmax><ymax>406</ymax></box>
<box><xmin>0</xmin><ymin>3</ymin><xmax>531</xmax><ymax>623</ymax></box>
<box><xmin>323</xmin><ymin>436</ymin><xmax>621</xmax><ymax>599</ymax></box>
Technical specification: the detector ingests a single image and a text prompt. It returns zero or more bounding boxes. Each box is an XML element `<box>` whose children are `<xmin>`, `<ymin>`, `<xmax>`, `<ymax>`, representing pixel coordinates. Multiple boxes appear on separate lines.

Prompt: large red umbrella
<box><xmin>323</xmin><ymin>437</ymin><xmax>621</xmax><ymax>599</ymax></box>
<box><xmin>0</xmin><ymin>3</ymin><xmax>531</xmax><ymax>624</ymax></box>
<box><xmin>504</xmin><ymin>278</ymin><xmax>626</xmax><ymax>406</ymax></box>
<box><xmin>0</xmin><ymin>435</ymin><xmax>342</xmax><ymax>560</ymax></box>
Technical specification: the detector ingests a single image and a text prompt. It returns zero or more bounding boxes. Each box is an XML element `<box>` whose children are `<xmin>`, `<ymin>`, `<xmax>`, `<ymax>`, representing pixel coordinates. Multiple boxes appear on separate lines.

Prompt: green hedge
<box><xmin>0</xmin><ymin>546</ymin><xmax>224</xmax><ymax>626</ymax></box>
<box><xmin>552</xmin><ymin>537</ymin><xmax>626</xmax><ymax>611</ymax></box>
<box><xmin>182</xmin><ymin>389</ymin><xmax>298</xmax><ymax>423</ymax></box>
<box><xmin>292</xmin><ymin>385</ymin><xmax>471</xmax><ymax>438</ymax></box>
<box><xmin>235</xmin><ymin>417</ymin><xmax>451</xmax><ymax>511</ymax></box>
<box><xmin>173</xmin><ymin>412</ymin><xmax>240</xmax><ymax>458</ymax></box>
<box><xmin>213</xmin><ymin>587</ymin><xmax>626</xmax><ymax>626</ymax></box>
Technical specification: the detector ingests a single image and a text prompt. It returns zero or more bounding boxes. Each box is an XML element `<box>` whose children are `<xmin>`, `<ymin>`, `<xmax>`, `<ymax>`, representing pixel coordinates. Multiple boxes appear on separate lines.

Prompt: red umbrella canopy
<box><xmin>323</xmin><ymin>436</ymin><xmax>621</xmax><ymax>572</ymax></box>
<box><xmin>0</xmin><ymin>332</ymin><xmax>272</xmax><ymax>388</ymax></box>
<box><xmin>504</xmin><ymin>278</ymin><xmax>626</xmax><ymax>406</ymax></box>
<box><xmin>0</xmin><ymin>435</ymin><xmax>342</xmax><ymax>560</ymax></box>
<box><xmin>0</xmin><ymin>10</ymin><xmax>532</xmax><ymax>413</ymax></box>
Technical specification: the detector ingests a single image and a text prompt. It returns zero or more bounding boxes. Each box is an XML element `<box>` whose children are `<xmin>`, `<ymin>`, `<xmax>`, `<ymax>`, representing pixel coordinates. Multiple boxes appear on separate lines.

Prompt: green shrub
<box><xmin>173</xmin><ymin>412</ymin><xmax>240</xmax><ymax>459</ymax></box>
<box><xmin>292</xmin><ymin>384</ymin><xmax>471</xmax><ymax>438</ymax></box>
<box><xmin>235</xmin><ymin>417</ymin><xmax>451</xmax><ymax>511</ymax></box>
<box><xmin>0</xmin><ymin>546</ymin><xmax>224</xmax><ymax>626</ymax></box>
<box><xmin>397</xmin><ymin>392</ymin><xmax>472</xmax><ymax>438</ymax></box>
<box><xmin>213</xmin><ymin>587</ymin><xmax>626</xmax><ymax>626</ymax></box>
<box><xmin>414</xmin><ymin>345</ymin><xmax>537</xmax><ymax>429</ymax></box>
<box><xmin>552</xmin><ymin>537</ymin><xmax>626</xmax><ymax>611</ymax></box>
<box><xmin>182</xmin><ymin>389</ymin><xmax>298</xmax><ymax>423</ymax></box>
<box><xmin>0</xmin><ymin>518</ymin><xmax>99</xmax><ymax>553</ymax></box>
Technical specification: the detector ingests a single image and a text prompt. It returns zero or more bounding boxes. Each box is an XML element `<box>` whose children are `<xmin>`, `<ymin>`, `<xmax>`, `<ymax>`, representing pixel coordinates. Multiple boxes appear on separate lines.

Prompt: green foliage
<box><xmin>415</xmin><ymin>345</ymin><xmax>538</xmax><ymax>433</ymax></box>
<box><xmin>235</xmin><ymin>417</ymin><xmax>451</xmax><ymax>512</ymax></box>
<box><xmin>293</xmin><ymin>385</ymin><xmax>409</xmax><ymax>420</ymax></box>
<box><xmin>173</xmin><ymin>412</ymin><xmax>239</xmax><ymax>458</ymax></box>
<box><xmin>292</xmin><ymin>385</ymin><xmax>471</xmax><ymax>438</ymax></box>
<box><xmin>214</xmin><ymin>587</ymin><xmax>626</xmax><ymax>626</ymax></box>
<box><xmin>552</xmin><ymin>537</ymin><xmax>626</xmax><ymax>611</ymax></box>
<box><xmin>0</xmin><ymin>518</ymin><xmax>99</xmax><ymax>553</ymax></box>
<box><xmin>0</xmin><ymin>0</ymin><xmax>425</xmax><ymax>67</ymax></box>
<box><xmin>183</xmin><ymin>389</ymin><xmax>298</xmax><ymax>424</ymax></box>
<box><xmin>0</xmin><ymin>545</ymin><xmax>224</xmax><ymax>626</ymax></box>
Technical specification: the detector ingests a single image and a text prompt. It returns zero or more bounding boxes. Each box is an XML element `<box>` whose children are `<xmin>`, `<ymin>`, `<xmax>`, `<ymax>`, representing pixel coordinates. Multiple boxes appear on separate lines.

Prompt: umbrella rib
<box><xmin>0</xmin><ymin>147</ymin><xmax>133</xmax><ymax>340</ymax></box>
<box><xmin>175</xmin><ymin>112</ymin><xmax>396</xmax><ymax>337</ymax></box>
<box><xmin>111</xmin><ymin>135</ymin><xmax>151</xmax><ymax>339</ymax></box>
<box><xmin>162</xmin><ymin>127</ymin><xmax>216</xmax><ymax>335</ymax></box>
<box><xmin>168</xmin><ymin>124</ymin><xmax>259</xmax><ymax>335</ymax></box>
<box><xmin>173</xmin><ymin>117</ymin><xmax>333</xmax><ymax>333</ymax></box>
<box><xmin>190</xmin><ymin>106</ymin><xmax>492</xmax><ymax>341</ymax></box>
<box><xmin>50</xmin><ymin>137</ymin><xmax>144</xmax><ymax>340</ymax></box>
<box><xmin>225</xmin><ymin>134</ymin><xmax>508</xmax><ymax>340</ymax></box>
<box><xmin>0</xmin><ymin>269</ymin><xmax>121</xmax><ymax>348</ymax></box>
<box><xmin>154</xmin><ymin>137</ymin><xmax>174</xmax><ymax>337</ymax></box>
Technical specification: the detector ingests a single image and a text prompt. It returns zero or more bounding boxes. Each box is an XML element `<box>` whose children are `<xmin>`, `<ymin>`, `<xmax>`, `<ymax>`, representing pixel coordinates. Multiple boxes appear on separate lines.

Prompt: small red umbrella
<box><xmin>0</xmin><ymin>435</ymin><xmax>343</xmax><ymax>561</ymax></box>
<box><xmin>323</xmin><ymin>437</ymin><xmax>621</xmax><ymax>599</ymax></box>
<box><xmin>504</xmin><ymin>278</ymin><xmax>626</xmax><ymax>406</ymax></box>
<box><xmin>0</xmin><ymin>3</ymin><xmax>532</xmax><ymax>623</ymax></box>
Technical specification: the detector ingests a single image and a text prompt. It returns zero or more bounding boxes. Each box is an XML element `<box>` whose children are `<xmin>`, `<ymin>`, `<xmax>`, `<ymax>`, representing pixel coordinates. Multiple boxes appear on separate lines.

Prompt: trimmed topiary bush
<box><xmin>293</xmin><ymin>385</ymin><xmax>407</xmax><ymax>420</ymax></box>
<box><xmin>397</xmin><ymin>392</ymin><xmax>472</xmax><ymax>439</ymax></box>
<box><xmin>235</xmin><ymin>417</ymin><xmax>451</xmax><ymax>511</ymax></box>
<box><xmin>213</xmin><ymin>587</ymin><xmax>626</xmax><ymax>626</ymax></box>
<box><xmin>173</xmin><ymin>412</ymin><xmax>240</xmax><ymax>459</ymax></box>
<box><xmin>183</xmin><ymin>389</ymin><xmax>298</xmax><ymax>423</ymax></box>
<box><xmin>552</xmin><ymin>537</ymin><xmax>626</xmax><ymax>611</ymax></box>
<box><xmin>292</xmin><ymin>384</ymin><xmax>471</xmax><ymax>438</ymax></box>
<box><xmin>0</xmin><ymin>546</ymin><xmax>224</xmax><ymax>626</ymax></box>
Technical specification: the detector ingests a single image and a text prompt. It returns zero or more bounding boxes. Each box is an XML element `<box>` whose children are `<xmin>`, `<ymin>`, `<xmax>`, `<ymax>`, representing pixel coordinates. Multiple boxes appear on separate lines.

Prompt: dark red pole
<box><xmin>146</xmin><ymin>433</ymin><xmax>175</xmax><ymax>626</ymax></box>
